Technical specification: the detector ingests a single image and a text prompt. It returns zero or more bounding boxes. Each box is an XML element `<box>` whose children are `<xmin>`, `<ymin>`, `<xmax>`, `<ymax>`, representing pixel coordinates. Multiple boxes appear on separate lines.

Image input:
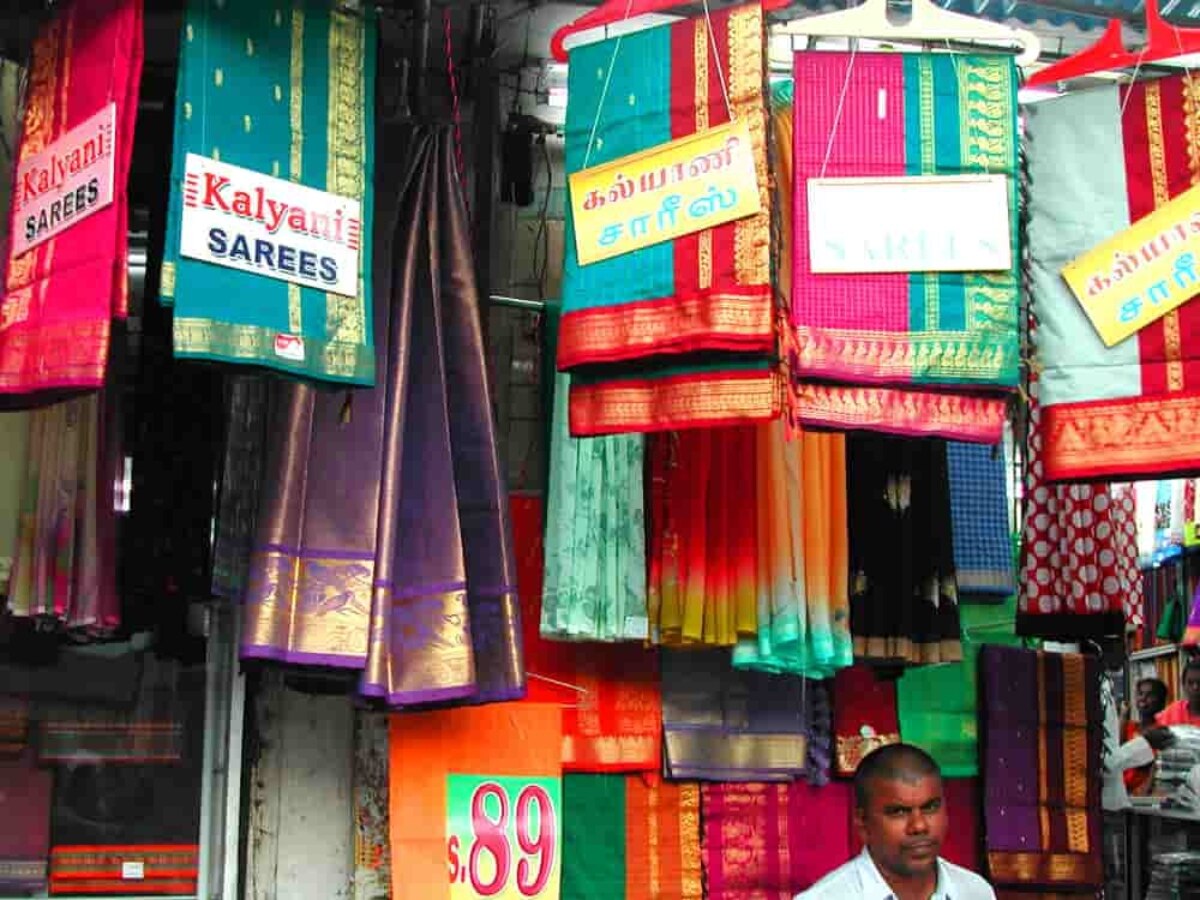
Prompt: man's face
<box><xmin>1137</xmin><ymin>682</ymin><xmax>1164</xmax><ymax>715</ymax></box>
<box><xmin>855</xmin><ymin>774</ymin><xmax>948</xmax><ymax>880</ymax></box>
<box><xmin>1184</xmin><ymin>669</ymin><xmax>1200</xmax><ymax>706</ymax></box>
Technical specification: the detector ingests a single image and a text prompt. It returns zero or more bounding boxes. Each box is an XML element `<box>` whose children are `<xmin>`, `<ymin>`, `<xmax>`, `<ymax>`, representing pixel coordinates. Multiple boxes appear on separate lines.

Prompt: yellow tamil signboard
<box><xmin>567</xmin><ymin>119</ymin><xmax>761</xmax><ymax>266</ymax></box>
<box><xmin>1062</xmin><ymin>181</ymin><xmax>1200</xmax><ymax>346</ymax></box>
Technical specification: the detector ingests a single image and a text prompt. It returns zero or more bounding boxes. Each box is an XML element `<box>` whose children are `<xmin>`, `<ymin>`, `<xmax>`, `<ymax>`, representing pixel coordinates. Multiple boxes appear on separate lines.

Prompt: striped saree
<box><xmin>1029</xmin><ymin>77</ymin><xmax>1200</xmax><ymax>481</ymax></box>
<box><xmin>559</xmin><ymin>2</ymin><xmax>778</xmax><ymax>436</ymax></box>
<box><xmin>981</xmin><ymin>645</ymin><xmax>1104</xmax><ymax>893</ymax></box>
<box><xmin>0</xmin><ymin>0</ymin><xmax>142</xmax><ymax>402</ymax></box>
<box><xmin>161</xmin><ymin>0</ymin><xmax>376</xmax><ymax>385</ymax></box>
<box><xmin>790</xmin><ymin>52</ymin><xmax>1019</xmax><ymax>442</ymax></box>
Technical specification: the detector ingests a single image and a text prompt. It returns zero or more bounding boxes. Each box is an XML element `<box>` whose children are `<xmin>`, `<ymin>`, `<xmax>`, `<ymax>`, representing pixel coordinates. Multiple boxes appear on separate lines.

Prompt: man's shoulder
<box><xmin>941</xmin><ymin>858</ymin><xmax>997</xmax><ymax>899</ymax></box>
<box><xmin>792</xmin><ymin>858</ymin><xmax>860</xmax><ymax>899</ymax></box>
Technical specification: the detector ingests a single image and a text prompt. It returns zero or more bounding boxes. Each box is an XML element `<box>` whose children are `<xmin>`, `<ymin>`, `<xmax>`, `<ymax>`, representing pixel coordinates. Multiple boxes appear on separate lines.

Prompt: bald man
<box><xmin>797</xmin><ymin>743</ymin><xmax>995</xmax><ymax>900</ymax></box>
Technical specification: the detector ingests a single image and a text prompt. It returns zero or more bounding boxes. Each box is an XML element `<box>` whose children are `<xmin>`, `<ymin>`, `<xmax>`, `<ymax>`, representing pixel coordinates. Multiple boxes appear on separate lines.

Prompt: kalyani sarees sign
<box><xmin>178</xmin><ymin>153</ymin><xmax>361</xmax><ymax>299</ymax></box>
<box><xmin>10</xmin><ymin>102</ymin><xmax>117</xmax><ymax>257</ymax></box>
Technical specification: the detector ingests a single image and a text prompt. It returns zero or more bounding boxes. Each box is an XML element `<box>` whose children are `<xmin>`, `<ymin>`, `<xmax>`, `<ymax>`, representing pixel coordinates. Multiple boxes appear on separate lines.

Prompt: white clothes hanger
<box><xmin>773</xmin><ymin>0</ymin><xmax>1042</xmax><ymax>68</ymax></box>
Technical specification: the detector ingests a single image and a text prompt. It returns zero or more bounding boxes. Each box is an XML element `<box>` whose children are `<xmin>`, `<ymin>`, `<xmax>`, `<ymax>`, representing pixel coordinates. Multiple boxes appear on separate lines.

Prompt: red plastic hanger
<box><xmin>1024</xmin><ymin>0</ymin><xmax>1200</xmax><ymax>88</ymax></box>
<box><xmin>550</xmin><ymin>0</ymin><xmax>790</xmax><ymax>62</ymax></box>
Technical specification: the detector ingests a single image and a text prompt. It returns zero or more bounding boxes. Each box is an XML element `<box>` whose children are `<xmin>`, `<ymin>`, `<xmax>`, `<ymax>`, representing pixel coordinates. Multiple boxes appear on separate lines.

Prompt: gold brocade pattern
<box><xmin>694</xmin><ymin>20</ymin><xmax>712</xmax><ymax>291</ymax></box>
<box><xmin>242</xmin><ymin>550</ymin><xmax>374</xmax><ymax>661</ymax></box>
<box><xmin>729</xmin><ymin>3</ymin><xmax>770</xmax><ymax>288</ymax></box>
<box><xmin>569</xmin><ymin>371</ymin><xmax>778</xmax><ymax>436</ymax></box>
<box><xmin>678</xmin><ymin>784</ymin><xmax>703</xmax><ymax>899</ymax></box>
<box><xmin>0</xmin><ymin>320</ymin><xmax>109</xmax><ymax>389</ymax></box>
<box><xmin>987</xmin><ymin>851</ymin><xmax>1102</xmax><ymax>886</ymax></box>
<box><xmin>562</xmin><ymin>734</ymin><xmax>658</xmax><ymax>767</ymax></box>
<box><xmin>836</xmin><ymin>732</ymin><xmax>900</xmax><ymax>774</ymax></box>
<box><xmin>1184</xmin><ymin>74</ymin><xmax>1200</xmax><ymax>182</ymax></box>
<box><xmin>796</xmin><ymin>383</ymin><xmax>1007</xmax><ymax>441</ymax></box>
<box><xmin>665</xmin><ymin>730</ymin><xmax>808</xmax><ymax>774</ymax></box>
<box><xmin>793</xmin><ymin>326</ymin><xmax>1016</xmax><ymax>382</ymax></box>
<box><xmin>557</xmin><ymin>291</ymin><xmax>773</xmax><ymax>366</ymax></box>
<box><xmin>1042</xmin><ymin>393</ymin><xmax>1200</xmax><ymax>480</ymax></box>
<box><xmin>1037</xmin><ymin>654</ymin><xmax>1050</xmax><ymax>848</ymax></box>
<box><xmin>1145</xmin><ymin>80</ymin><xmax>1185</xmax><ymax>391</ymax></box>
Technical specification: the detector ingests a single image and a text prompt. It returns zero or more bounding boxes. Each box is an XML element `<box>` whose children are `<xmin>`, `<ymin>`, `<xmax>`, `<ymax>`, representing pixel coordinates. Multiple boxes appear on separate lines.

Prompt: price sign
<box><xmin>446</xmin><ymin>775</ymin><xmax>561</xmax><ymax>900</ymax></box>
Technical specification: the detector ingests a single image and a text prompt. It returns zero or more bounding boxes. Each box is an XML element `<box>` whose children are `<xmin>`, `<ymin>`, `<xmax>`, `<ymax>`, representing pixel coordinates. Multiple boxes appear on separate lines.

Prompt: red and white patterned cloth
<box><xmin>1111</xmin><ymin>485</ymin><xmax>1144</xmax><ymax>628</ymax></box>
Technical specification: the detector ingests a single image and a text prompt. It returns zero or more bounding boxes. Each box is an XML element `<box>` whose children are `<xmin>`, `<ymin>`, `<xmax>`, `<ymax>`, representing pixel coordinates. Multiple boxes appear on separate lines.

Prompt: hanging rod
<box><xmin>488</xmin><ymin>294</ymin><xmax>556</xmax><ymax>312</ymax></box>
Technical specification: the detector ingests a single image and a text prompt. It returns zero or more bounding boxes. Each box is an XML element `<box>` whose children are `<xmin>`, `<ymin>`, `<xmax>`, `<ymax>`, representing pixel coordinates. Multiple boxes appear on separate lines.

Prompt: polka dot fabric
<box><xmin>1112</xmin><ymin>486</ymin><xmax>1144</xmax><ymax>628</ymax></box>
<box><xmin>1018</xmin><ymin>356</ymin><xmax>1132</xmax><ymax>639</ymax></box>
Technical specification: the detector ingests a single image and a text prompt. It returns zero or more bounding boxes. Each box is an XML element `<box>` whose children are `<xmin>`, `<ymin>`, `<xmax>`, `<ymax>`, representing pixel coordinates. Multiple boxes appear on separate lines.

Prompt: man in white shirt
<box><xmin>796</xmin><ymin>743</ymin><xmax>995</xmax><ymax>900</ymax></box>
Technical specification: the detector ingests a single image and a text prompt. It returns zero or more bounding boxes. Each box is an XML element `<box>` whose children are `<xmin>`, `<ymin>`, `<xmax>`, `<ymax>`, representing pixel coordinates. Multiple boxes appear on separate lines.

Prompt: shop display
<box><xmin>731</xmin><ymin>420</ymin><xmax>852</xmax><ymax>679</ymax></box>
<box><xmin>847</xmin><ymin>434</ymin><xmax>962</xmax><ymax>664</ymax></box>
<box><xmin>0</xmin><ymin>753</ymin><xmax>51</xmax><ymax>895</ymax></box>
<box><xmin>160</xmin><ymin>0</ymin><xmax>377</xmax><ymax>386</ymax></box>
<box><xmin>946</xmin><ymin>442</ymin><xmax>1014</xmax><ymax>599</ymax></box>
<box><xmin>832</xmin><ymin>664</ymin><xmax>900</xmax><ymax>776</ymax></box>
<box><xmin>241</xmin><ymin>126</ymin><xmax>523</xmax><ymax>707</ymax></box>
<box><xmin>1029</xmin><ymin>75</ymin><xmax>1200</xmax><ymax>482</ymax></box>
<box><xmin>0</xmin><ymin>0</ymin><xmax>142</xmax><ymax>402</ymax></box>
<box><xmin>557</xmin><ymin>2</ymin><xmax>777</xmax><ymax>436</ymax></box>
<box><xmin>789</xmin><ymin>51</ymin><xmax>1019</xmax><ymax>442</ymax></box>
<box><xmin>982</xmin><ymin>645</ymin><xmax>1104</xmax><ymax>893</ymax></box>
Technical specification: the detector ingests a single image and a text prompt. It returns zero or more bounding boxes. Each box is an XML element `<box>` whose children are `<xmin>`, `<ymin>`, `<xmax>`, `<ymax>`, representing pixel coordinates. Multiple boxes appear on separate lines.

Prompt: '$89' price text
<box><xmin>446</xmin><ymin>779</ymin><xmax>558</xmax><ymax>898</ymax></box>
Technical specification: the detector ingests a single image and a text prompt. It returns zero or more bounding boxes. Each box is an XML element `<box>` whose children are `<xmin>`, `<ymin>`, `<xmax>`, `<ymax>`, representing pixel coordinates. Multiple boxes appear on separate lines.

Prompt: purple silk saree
<box><xmin>241</xmin><ymin>122</ymin><xmax>523</xmax><ymax>707</ymax></box>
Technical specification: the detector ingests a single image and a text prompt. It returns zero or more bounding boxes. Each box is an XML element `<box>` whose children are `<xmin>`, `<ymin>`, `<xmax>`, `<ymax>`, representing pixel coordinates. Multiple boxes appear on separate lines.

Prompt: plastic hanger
<box><xmin>550</xmin><ymin>0</ymin><xmax>791</xmax><ymax>62</ymax></box>
<box><xmin>1025</xmin><ymin>0</ymin><xmax>1200</xmax><ymax>88</ymax></box>
<box><xmin>773</xmin><ymin>0</ymin><xmax>1041</xmax><ymax>67</ymax></box>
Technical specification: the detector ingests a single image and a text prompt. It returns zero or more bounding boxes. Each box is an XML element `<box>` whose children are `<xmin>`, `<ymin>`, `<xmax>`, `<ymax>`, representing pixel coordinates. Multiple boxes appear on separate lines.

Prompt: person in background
<box><xmin>1155</xmin><ymin>658</ymin><xmax>1200</xmax><ymax>727</ymax></box>
<box><xmin>797</xmin><ymin>743</ymin><xmax>995</xmax><ymax>900</ymax></box>
<box><xmin>1100</xmin><ymin>638</ymin><xmax>1169</xmax><ymax>813</ymax></box>
<box><xmin>1125</xmin><ymin>677</ymin><xmax>1168</xmax><ymax>794</ymax></box>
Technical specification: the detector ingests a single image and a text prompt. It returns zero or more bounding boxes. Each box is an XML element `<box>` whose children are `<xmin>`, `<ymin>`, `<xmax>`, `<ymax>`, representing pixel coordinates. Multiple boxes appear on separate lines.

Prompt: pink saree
<box><xmin>0</xmin><ymin>0</ymin><xmax>142</xmax><ymax>403</ymax></box>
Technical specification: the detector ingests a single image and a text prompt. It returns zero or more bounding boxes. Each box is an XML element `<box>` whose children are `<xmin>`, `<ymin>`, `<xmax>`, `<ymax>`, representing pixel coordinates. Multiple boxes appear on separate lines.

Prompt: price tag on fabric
<box><xmin>1062</xmin><ymin>181</ymin><xmax>1200</xmax><ymax>346</ymax></box>
<box><xmin>567</xmin><ymin>120</ymin><xmax>761</xmax><ymax>266</ymax></box>
<box><xmin>445</xmin><ymin>775</ymin><xmax>561</xmax><ymax>900</ymax></box>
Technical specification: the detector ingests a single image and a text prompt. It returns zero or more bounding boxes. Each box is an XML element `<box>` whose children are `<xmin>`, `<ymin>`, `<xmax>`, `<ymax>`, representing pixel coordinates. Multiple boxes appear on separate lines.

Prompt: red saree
<box><xmin>833</xmin><ymin>665</ymin><xmax>900</xmax><ymax>776</ymax></box>
<box><xmin>0</xmin><ymin>0</ymin><xmax>142</xmax><ymax>402</ymax></box>
<box><xmin>513</xmin><ymin>494</ymin><xmax>661</xmax><ymax>771</ymax></box>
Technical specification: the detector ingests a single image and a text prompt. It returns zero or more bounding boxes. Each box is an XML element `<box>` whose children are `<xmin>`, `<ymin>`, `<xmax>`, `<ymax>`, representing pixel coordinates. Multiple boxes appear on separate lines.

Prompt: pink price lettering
<box><xmin>446</xmin><ymin>781</ymin><xmax>556</xmax><ymax>896</ymax></box>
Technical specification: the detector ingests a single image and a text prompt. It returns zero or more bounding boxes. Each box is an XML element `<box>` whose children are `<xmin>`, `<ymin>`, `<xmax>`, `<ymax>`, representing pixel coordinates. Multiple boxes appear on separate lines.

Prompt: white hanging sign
<box><xmin>178</xmin><ymin>153</ymin><xmax>361</xmax><ymax>297</ymax></box>
<box><xmin>806</xmin><ymin>175</ymin><xmax>1012</xmax><ymax>274</ymax></box>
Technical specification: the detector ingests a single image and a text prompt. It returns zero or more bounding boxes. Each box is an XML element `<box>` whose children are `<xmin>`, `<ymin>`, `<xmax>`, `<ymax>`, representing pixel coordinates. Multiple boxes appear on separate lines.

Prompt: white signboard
<box><xmin>10</xmin><ymin>102</ymin><xmax>117</xmax><ymax>257</ymax></box>
<box><xmin>806</xmin><ymin>175</ymin><xmax>1012</xmax><ymax>274</ymax></box>
<box><xmin>179</xmin><ymin>153</ymin><xmax>361</xmax><ymax>297</ymax></box>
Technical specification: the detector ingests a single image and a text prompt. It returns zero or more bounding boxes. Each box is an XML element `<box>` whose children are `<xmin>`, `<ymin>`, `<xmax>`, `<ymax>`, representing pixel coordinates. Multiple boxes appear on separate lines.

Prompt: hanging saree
<box><xmin>8</xmin><ymin>394</ymin><xmax>119</xmax><ymax>633</ymax></box>
<box><xmin>788</xmin><ymin>51</ymin><xmax>1019</xmax><ymax>442</ymax></box>
<box><xmin>732</xmin><ymin>419</ymin><xmax>852</xmax><ymax>677</ymax></box>
<box><xmin>515</xmin><ymin>493</ymin><xmax>661</xmax><ymax>771</ymax></box>
<box><xmin>847</xmin><ymin>434</ymin><xmax>962</xmax><ymax>665</ymax></box>
<box><xmin>0</xmin><ymin>752</ymin><xmax>51</xmax><ymax>895</ymax></box>
<box><xmin>1114</xmin><ymin>485</ymin><xmax>1145</xmax><ymax>630</ymax></box>
<box><xmin>661</xmin><ymin>649</ymin><xmax>825</xmax><ymax>782</ymax></box>
<box><xmin>897</xmin><ymin>595</ymin><xmax>1020</xmax><ymax>777</ymax></box>
<box><xmin>559</xmin><ymin>2</ymin><xmax>778</xmax><ymax>436</ymax></box>
<box><xmin>1018</xmin><ymin>334</ymin><xmax>1130</xmax><ymax>640</ymax></box>
<box><xmin>947</xmin><ymin>441</ymin><xmax>1014</xmax><ymax>599</ymax></box>
<box><xmin>833</xmin><ymin>664</ymin><xmax>900</xmax><ymax>777</ymax></box>
<box><xmin>648</xmin><ymin>426</ymin><xmax>758</xmax><ymax>647</ymax></box>
<box><xmin>981</xmin><ymin>645</ymin><xmax>1104</xmax><ymax>893</ymax></box>
<box><xmin>701</xmin><ymin>781</ymin><xmax>855</xmax><ymax>899</ymax></box>
<box><xmin>388</xmin><ymin>704</ymin><xmax>561</xmax><ymax>900</ymax></box>
<box><xmin>0</xmin><ymin>0</ymin><xmax>142</xmax><ymax>403</ymax></box>
<box><xmin>1028</xmin><ymin>78</ymin><xmax>1200</xmax><ymax>481</ymax></box>
<box><xmin>160</xmin><ymin>0</ymin><xmax>375</xmax><ymax>385</ymax></box>
<box><xmin>241</xmin><ymin>123</ymin><xmax>523</xmax><ymax>706</ymax></box>
<box><xmin>211</xmin><ymin>376</ymin><xmax>269</xmax><ymax>600</ymax></box>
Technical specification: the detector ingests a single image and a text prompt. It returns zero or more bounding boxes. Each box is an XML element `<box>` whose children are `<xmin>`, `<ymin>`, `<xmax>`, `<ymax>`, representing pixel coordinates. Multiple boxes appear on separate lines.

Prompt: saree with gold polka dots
<box><xmin>160</xmin><ymin>0</ymin><xmax>376</xmax><ymax>386</ymax></box>
<box><xmin>558</xmin><ymin>2</ymin><xmax>778</xmax><ymax>436</ymax></box>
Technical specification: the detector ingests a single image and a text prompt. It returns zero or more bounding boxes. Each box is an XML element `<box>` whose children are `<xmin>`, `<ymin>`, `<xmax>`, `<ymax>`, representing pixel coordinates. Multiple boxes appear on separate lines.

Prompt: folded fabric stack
<box><xmin>789</xmin><ymin>51</ymin><xmax>1020</xmax><ymax>443</ymax></box>
<box><xmin>557</xmin><ymin>2</ymin><xmax>778</xmax><ymax>437</ymax></box>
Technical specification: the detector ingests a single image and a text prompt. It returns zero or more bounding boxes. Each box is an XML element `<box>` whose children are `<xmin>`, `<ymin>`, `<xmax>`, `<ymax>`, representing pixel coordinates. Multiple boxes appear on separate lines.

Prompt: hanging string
<box><xmin>702</xmin><ymin>0</ymin><xmax>735</xmax><ymax>122</ymax></box>
<box><xmin>818</xmin><ymin>41</ymin><xmax>859</xmax><ymax>179</ymax></box>
<box><xmin>444</xmin><ymin>6</ymin><xmax>472</xmax><ymax>226</ymax></box>
<box><xmin>582</xmin><ymin>0</ymin><xmax>635</xmax><ymax>170</ymax></box>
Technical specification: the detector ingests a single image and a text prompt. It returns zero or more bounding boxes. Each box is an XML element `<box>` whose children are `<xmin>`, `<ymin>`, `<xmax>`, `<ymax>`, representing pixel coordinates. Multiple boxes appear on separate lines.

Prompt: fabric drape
<box><xmin>558</xmin><ymin>2</ymin><xmax>778</xmax><ymax>436</ymax></box>
<box><xmin>0</xmin><ymin>0</ymin><xmax>142</xmax><ymax>403</ymax></box>
<box><xmin>701</xmin><ymin>781</ymin><xmax>855</xmax><ymax>899</ymax></box>
<box><xmin>661</xmin><ymin>649</ymin><xmax>827</xmax><ymax>782</ymax></box>
<box><xmin>160</xmin><ymin>0</ymin><xmax>376</xmax><ymax>385</ymax></box>
<box><xmin>515</xmin><ymin>494</ymin><xmax>661</xmax><ymax>771</ymax></box>
<box><xmin>0</xmin><ymin>752</ymin><xmax>51</xmax><ymax>894</ymax></box>
<box><xmin>847</xmin><ymin>434</ymin><xmax>962</xmax><ymax>664</ymax></box>
<box><xmin>732</xmin><ymin>419</ymin><xmax>852</xmax><ymax>678</ymax></box>
<box><xmin>981</xmin><ymin>645</ymin><xmax>1104</xmax><ymax>893</ymax></box>
<box><xmin>832</xmin><ymin>664</ymin><xmax>900</xmax><ymax>777</ymax></box>
<box><xmin>789</xmin><ymin>51</ymin><xmax>1019</xmax><ymax>442</ymax></box>
<box><xmin>946</xmin><ymin>441</ymin><xmax>1014</xmax><ymax>599</ymax></box>
<box><xmin>241</xmin><ymin>124</ymin><xmax>523</xmax><ymax>707</ymax></box>
<box><xmin>1028</xmin><ymin>76</ymin><xmax>1200</xmax><ymax>481</ymax></box>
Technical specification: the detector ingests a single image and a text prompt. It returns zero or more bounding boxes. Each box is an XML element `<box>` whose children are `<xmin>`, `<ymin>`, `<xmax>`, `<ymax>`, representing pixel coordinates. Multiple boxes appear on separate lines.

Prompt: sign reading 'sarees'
<box><xmin>179</xmin><ymin>153</ymin><xmax>361</xmax><ymax>298</ymax></box>
<box><xmin>10</xmin><ymin>102</ymin><xmax>117</xmax><ymax>257</ymax></box>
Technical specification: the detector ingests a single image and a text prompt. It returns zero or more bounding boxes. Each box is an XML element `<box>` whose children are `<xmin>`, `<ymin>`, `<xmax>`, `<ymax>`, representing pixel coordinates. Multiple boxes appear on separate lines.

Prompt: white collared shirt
<box><xmin>795</xmin><ymin>849</ymin><xmax>996</xmax><ymax>900</ymax></box>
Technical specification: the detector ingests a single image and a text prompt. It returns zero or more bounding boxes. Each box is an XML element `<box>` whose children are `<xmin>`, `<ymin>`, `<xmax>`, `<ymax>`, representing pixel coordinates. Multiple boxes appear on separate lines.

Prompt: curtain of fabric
<box><xmin>0</xmin><ymin>0</ymin><xmax>142</xmax><ymax>403</ymax></box>
<box><xmin>789</xmin><ymin>51</ymin><xmax>1018</xmax><ymax>442</ymax></box>
<box><xmin>241</xmin><ymin>123</ymin><xmax>523</xmax><ymax>707</ymax></box>
<box><xmin>160</xmin><ymin>0</ymin><xmax>376</xmax><ymax>385</ymax></box>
